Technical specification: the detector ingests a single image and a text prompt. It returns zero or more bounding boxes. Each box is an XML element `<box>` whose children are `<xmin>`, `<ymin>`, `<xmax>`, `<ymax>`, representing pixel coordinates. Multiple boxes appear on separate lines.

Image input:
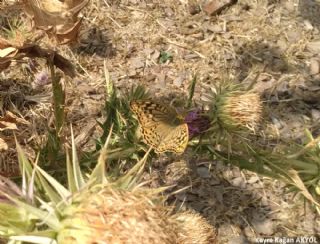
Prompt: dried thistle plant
<box><xmin>0</xmin><ymin>130</ymin><xmax>217</xmax><ymax>244</ymax></box>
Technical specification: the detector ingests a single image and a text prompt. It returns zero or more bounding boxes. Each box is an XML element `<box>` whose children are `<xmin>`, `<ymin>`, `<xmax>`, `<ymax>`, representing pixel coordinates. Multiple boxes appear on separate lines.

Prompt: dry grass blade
<box><xmin>0</xmin><ymin>111</ymin><xmax>29</xmax><ymax>153</ymax></box>
<box><xmin>287</xmin><ymin>135</ymin><xmax>320</xmax><ymax>159</ymax></box>
<box><xmin>287</xmin><ymin>169</ymin><xmax>320</xmax><ymax>207</ymax></box>
<box><xmin>89</xmin><ymin>124</ymin><xmax>114</xmax><ymax>184</ymax></box>
<box><xmin>0</xmin><ymin>175</ymin><xmax>22</xmax><ymax>201</ymax></box>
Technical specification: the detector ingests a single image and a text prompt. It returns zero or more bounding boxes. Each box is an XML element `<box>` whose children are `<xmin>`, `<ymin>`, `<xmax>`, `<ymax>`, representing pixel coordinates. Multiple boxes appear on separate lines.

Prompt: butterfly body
<box><xmin>130</xmin><ymin>100</ymin><xmax>189</xmax><ymax>154</ymax></box>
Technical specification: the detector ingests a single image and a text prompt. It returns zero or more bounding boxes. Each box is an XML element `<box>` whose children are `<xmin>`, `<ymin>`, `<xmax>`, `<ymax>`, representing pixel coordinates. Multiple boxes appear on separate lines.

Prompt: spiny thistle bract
<box><xmin>173</xmin><ymin>211</ymin><xmax>217</xmax><ymax>244</ymax></box>
<box><xmin>98</xmin><ymin>80</ymin><xmax>150</xmax><ymax>154</ymax></box>
<box><xmin>0</xmin><ymin>129</ymin><xmax>216</xmax><ymax>244</ymax></box>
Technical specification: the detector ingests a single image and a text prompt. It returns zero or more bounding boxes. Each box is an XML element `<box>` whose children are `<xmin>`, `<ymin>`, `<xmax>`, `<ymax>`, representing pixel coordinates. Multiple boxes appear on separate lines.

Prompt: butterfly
<box><xmin>130</xmin><ymin>100</ymin><xmax>189</xmax><ymax>154</ymax></box>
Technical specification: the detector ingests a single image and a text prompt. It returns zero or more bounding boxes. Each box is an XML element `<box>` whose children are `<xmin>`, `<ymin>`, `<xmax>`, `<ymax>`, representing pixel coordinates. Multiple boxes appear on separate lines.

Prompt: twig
<box><xmin>159</xmin><ymin>34</ymin><xmax>206</xmax><ymax>59</ymax></box>
<box><xmin>106</xmin><ymin>14</ymin><xmax>123</xmax><ymax>29</ymax></box>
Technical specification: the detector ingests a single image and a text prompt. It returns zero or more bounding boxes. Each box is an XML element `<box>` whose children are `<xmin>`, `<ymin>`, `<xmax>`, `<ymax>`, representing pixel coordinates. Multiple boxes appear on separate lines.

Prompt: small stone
<box><xmin>232</xmin><ymin>177</ymin><xmax>246</xmax><ymax>188</ymax></box>
<box><xmin>241</xmin><ymin>3</ymin><xmax>251</xmax><ymax>11</ymax></box>
<box><xmin>310</xmin><ymin>59</ymin><xmax>320</xmax><ymax>75</ymax></box>
<box><xmin>209</xmin><ymin>178</ymin><xmax>221</xmax><ymax>185</ymax></box>
<box><xmin>304</xmin><ymin>20</ymin><xmax>314</xmax><ymax>31</ymax></box>
<box><xmin>277</xmin><ymin>39</ymin><xmax>287</xmax><ymax>52</ymax></box>
<box><xmin>130</xmin><ymin>57</ymin><xmax>145</xmax><ymax>69</ymax></box>
<box><xmin>197</xmin><ymin>167</ymin><xmax>211</xmax><ymax>178</ymax></box>
<box><xmin>145</xmin><ymin>73</ymin><xmax>156</xmax><ymax>82</ymax></box>
<box><xmin>164</xmin><ymin>7</ymin><xmax>174</xmax><ymax>17</ymax></box>
<box><xmin>251</xmin><ymin>217</ymin><xmax>274</xmax><ymax>235</ymax></box>
<box><xmin>247</xmin><ymin>176</ymin><xmax>259</xmax><ymax>184</ymax></box>
<box><xmin>175</xmin><ymin>192</ymin><xmax>187</xmax><ymax>201</ymax></box>
<box><xmin>206</xmin><ymin>24</ymin><xmax>224</xmax><ymax>33</ymax></box>
<box><xmin>0</xmin><ymin>138</ymin><xmax>8</xmax><ymax>151</ymax></box>
<box><xmin>271</xmin><ymin>117</ymin><xmax>284</xmax><ymax>129</ymax></box>
<box><xmin>306</xmin><ymin>41</ymin><xmax>320</xmax><ymax>54</ymax></box>
<box><xmin>311</xmin><ymin>109</ymin><xmax>320</xmax><ymax>121</ymax></box>
<box><xmin>173</xmin><ymin>76</ymin><xmax>183</xmax><ymax>87</ymax></box>
<box><xmin>283</xmin><ymin>1</ymin><xmax>295</xmax><ymax>12</ymax></box>
<box><xmin>189</xmin><ymin>3</ymin><xmax>201</xmax><ymax>15</ymax></box>
<box><xmin>286</xmin><ymin>29</ymin><xmax>301</xmax><ymax>43</ymax></box>
<box><xmin>228</xmin><ymin>235</ymin><xmax>250</xmax><ymax>244</ymax></box>
<box><xmin>155</xmin><ymin>72</ymin><xmax>166</xmax><ymax>88</ymax></box>
<box><xmin>151</xmin><ymin>50</ymin><xmax>160</xmax><ymax>61</ymax></box>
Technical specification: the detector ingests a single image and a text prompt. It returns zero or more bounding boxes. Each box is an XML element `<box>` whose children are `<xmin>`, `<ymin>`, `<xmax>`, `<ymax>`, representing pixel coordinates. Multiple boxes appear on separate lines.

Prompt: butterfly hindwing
<box><xmin>156</xmin><ymin>124</ymin><xmax>189</xmax><ymax>154</ymax></box>
<box><xmin>130</xmin><ymin>100</ymin><xmax>189</xmax><ymax>154</ymax></box>
<box><xmin>139</xmin><ymin>122</ymin><xmax>163</xmax><ymax>148</ymax></box>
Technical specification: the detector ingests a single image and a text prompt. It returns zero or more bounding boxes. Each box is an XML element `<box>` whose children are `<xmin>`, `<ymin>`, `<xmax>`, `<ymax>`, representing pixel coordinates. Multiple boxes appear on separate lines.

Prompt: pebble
<box><xmin>251</xmin><ymin>218</ymin><xmax>274</xmax><ymax>235</ymax></box>
<box><xmin>304</xmin><ymin>20</ymin><xmax>314</xmax><ymax>31</ymax></box>
<box><xmin>197</xmin><ymin>166</ymin><xmax>211</xmax><ymax>178</ymax></box>
<box><xmin>306</xmin><ymin>41</ymin><xmax>320</xmax><ymax>54</ymax></box>
<box><xmin>232</xmin><ymin>177</ymin><xmax>246</xmax><ymax>188</ymax></box>
<box><xmin>228</xmin><ymin>235</ymin><xmax>250</xmax><ymax>244</ymax></box>
<box><xmin>247</xmin><ymin>176</ymin><xmax>259</xmax><ymax>184</ymax></box>
<box><xmin>311</xmin><ymin>109</ymin><xmax>320</xmax><ymax>121</ymax></box>
<box><xmin>310</xmin><ymin>59</ymin><xmax>319</xmax><ymax>75</ymax></box>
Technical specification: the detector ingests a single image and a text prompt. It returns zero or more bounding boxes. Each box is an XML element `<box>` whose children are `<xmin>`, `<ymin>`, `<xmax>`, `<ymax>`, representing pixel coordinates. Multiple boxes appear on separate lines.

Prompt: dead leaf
<box><xmin>0</xmin><ymin>111</ymin><xmax>29</xmax><ymax>131</ymax></box>
<box><xmin>203</xmin><ymin>0</ymin><xmax>237</xmax><ymax>16</ymax></box>
<box><xmin>22</xmin><ymin>0</ymin><xmax>89</xmax><ymax>44</ymax></box>
<box><xmin>0</xmin><ymin>46</ymin><xmax>19</xmax><ymax>71</ymax></box>
<box><xmin>0</xmin><ymin>47</ymin><xmax>17</xmax><ymax>58</ymax></box>
<box><xmin>310</xmin><ymin>59</ymin><xmax>320</xmax><ymax>75</ymax></box>
<box><xmin>0</xmin><ymin>121</ymin><xmax>18</xmax><ymax>131</ymax></box>
<box><xmin>0</xmin><ymin>112</ymin><xmax>29</xmax><ymax>153</ymax></box>
<box><xmin>0</xmin><ymin>138</ymin><xmax>8</xmax><ymax>151</ymax></box>
<box><xmin>0</xmin><ymin>37</ymin><xmax>11</xmax><ymax>49</ymax></box>
<box><xmin>56</xmin><ymin>18</ymin><xmax>83</xmax><ymax>44</ymax></box>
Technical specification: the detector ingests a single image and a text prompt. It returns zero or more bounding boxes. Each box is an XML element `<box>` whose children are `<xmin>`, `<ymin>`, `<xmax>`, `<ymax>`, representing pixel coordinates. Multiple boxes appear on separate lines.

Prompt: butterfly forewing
<box><xmin>130</xmin><ymin>100</ymin><xmax>189</xmax><ymax>154</ymax></box>
<box><xmin>131</xmin><ymin>100</ymin><xmax>176</xmax><ymax>122</ymax></box>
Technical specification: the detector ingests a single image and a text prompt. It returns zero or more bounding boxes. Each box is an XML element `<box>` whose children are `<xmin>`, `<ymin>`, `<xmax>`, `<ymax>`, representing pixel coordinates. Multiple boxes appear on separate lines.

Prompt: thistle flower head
<box><xmin>203</xmin><ymin>82</ymin><xmax>263</xmax><ymax>135</ymax></box>
<box><xmin>173</xmin><ymin>211</ymin><xmax>217</xmax><ymax>244</ymax></box>
<box><xmin>215</xmin><ymin>92</ymin><xmax>262</xmax><ymax>133</ymax></box>
<box><xmin>57</xmin><ymin>186</ymin><xmax>179</xmax><ymax>244</ymax></box>
<box><xmin>0</xmin><ymin>131</ymin><xmax>216</xmax><ymax>244</ymax></box>
<box><xmin>185</xmin><ymin>109</ymin><xmax>211</xmax><ymax>138</ymax></box>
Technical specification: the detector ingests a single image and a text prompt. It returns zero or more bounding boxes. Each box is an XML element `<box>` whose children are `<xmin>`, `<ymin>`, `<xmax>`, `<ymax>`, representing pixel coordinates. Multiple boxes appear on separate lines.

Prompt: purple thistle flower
<box><xmin>33</xmin><ymin>70</ymin><xmax>50</xmax><ymax>88</ymax></box>
<box><xmin>185</xmin><ymin>109</ymin><xmax>211</xmax><ymax>138</ymax></box>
